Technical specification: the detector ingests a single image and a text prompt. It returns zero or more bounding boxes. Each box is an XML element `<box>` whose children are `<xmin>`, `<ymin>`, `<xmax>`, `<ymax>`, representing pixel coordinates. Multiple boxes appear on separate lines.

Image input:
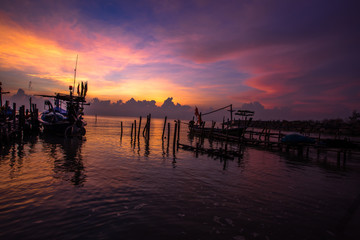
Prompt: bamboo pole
<box><xmin>177</xmin><ymin>120</ymin><xmax>181</xmax><ymax>149</ymax></box>
<box><xmin>210</xmin><ymin>121</ymin><xmax>215</xmax><ymax>136</ymax></box>
<box><xmin>33</xmin><ymin>106</ymin><xmax>39</xmax><ymax>130</ymax></box>
<box><xmin>131</xmin><ymin>123</ymin><xmax>134</xmax><ymax>139</ymax></box>
<box><xmin>138</xmin><ymin>116</ymin><xmax>142</xmax><ymax>140</ymax></box>
<box><xmin>13</xmin><ymin>103</ymin><xmax>16</xmax><ymax>127</ymax></box>
<box><xmin>143</xmin><ymin>115</ymin><xmax>148</xmax><ymax>137</ymax></box>
<box><xmin>162</xmin><ymin>116</ymin><xmax>167</xmax><ymax>140</ymax></box>
<box><xmin>120</xmin><ymin>121</ymin><xmax>123</xmax><ymax>138</ymax></box>
<box><xmin>167</xmin><ymin>122</ymin><xmax>170</xmax><ymax>147</ymax></box>
<box><xmin>19</xmin><ymin>105</ymin><xmax>25</xmax><ymax>130</ymax></box>
<box><xmin>147</xmin><ymin>114</ymin><xmax>151</xmax><ymax>140</ymax></box>
<box><xmin>173</xmin><ymin>122</ymin><xmax>177</xmax><ymax>152</ymax></box>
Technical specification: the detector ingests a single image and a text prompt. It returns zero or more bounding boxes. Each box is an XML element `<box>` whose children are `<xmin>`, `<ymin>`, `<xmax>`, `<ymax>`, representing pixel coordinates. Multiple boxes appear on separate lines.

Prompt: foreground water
<box><xmin>1</xmin><ymin>116</ymin><xmax>360</xmax><ymax>240</ymax></box>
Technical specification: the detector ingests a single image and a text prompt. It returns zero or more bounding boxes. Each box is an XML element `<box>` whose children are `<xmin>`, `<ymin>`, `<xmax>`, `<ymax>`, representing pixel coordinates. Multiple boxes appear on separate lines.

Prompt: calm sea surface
<box><xmin>1</xmin><ymin>115</ymin><xmax>360</xmax><ymax>240</ymax></box>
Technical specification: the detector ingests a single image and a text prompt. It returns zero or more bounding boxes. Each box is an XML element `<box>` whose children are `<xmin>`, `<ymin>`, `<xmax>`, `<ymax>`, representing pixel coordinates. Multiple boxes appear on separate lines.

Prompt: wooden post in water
<box><xmin>134</xmin><ymin>120</ymin><xmax>137</xmax><ymax>141</ymax></box>
<box><xmin>120</xmin><ymin>121</ymin><xmax>123</xmax><ymax>138</ymax></box>
<box><xmin>0</xmin><ymin>82</ymin><xmax>3</xmax><ymax>107</ymax></box>
<box><xmin>95</xmin><ymin>114</ymin><xmax>97</xmax><ymax>124</ymax></box>
<box><xmin>33</xmin><ymin>105</ymin><xmax>39</xmax><ymax>130</ymax></box>
<box><xmin>143</xmin><ymin>114</ymin><xmax>151</xmax><ymax>138</ymax></box>
<box><xmin>201</xmin><ymin>121</ymin><xmax>205</xmax><ymax>139</ymax></box>
<box><xmin>138</xmin><ymin>116</ymin><xmax>142</xmax><ymax>141</ymax></box>
<box><xmin>167</xmin><ymin>122</ymin><xmax>170</xmax><ymax>147</ymax></box>
<box><xmin>147</xmin><ymin>114</ymin><xmax>151</xmax><ymax>140</ymax></box>
<box><xmin>162</xmin><ymin>116</ymin><xmax>167</xmax><ymax>140</ymax></box>
<box><xmin>131</xmin><ymin>123</ymin><xmax>134</xmax><ymax>139</ymax></box>
<box><xmin>195</xmin><ymin>142</ymin><xmax>199</xmax><ymax>158</ymax></box>
<box><xmin>13</xmin><ymin>103</ymin><xmax>16</xmax><ymax>127</ymax></box>
<box><xmin>143</xmin><ymin>115</ymin><xmax>148</xmax><ymax>137</ymax></box>
<box><xmin>29</xmin><ymin>97</ymin><xmax>32</xmax><ymax>113</ymax></box>
<box><xmin>173</xmin><ymin>121</ymin><xmax>177</xmax><ymax>153</ymax></box>
<box><xmin>177</xmin><ymin>120</ymin><xmax>181</xmax><ymax>149</ymax></box>
<box><xmin>19</xmin><ymin>105</ymin><xmax>25</xmax><ymax>130</ymax></box>
<box><xmin>210</xmin><ymin>121</ymin><xmax>215</xmax><ymax>136</ymax></box>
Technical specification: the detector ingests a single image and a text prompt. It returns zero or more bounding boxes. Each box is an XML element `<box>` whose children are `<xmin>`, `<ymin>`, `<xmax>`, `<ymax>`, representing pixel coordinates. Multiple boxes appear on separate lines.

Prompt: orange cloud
<box><xmin>0</xmin><ymin>12</ymin><xmax>227</xmax><ymax>107</ymax></box>
<box><xmin>0</xmin><ymin>13</ymin><xmax>149</xmax><ymax>96</ymax></box>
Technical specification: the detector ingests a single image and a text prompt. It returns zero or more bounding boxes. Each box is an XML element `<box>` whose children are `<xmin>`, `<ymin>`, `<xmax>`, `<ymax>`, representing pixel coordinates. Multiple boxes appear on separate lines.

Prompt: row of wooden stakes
<box><xmin>119</xmin><ymin>115</ymin><xmax>182</xmax><ymax>152</ymax></box>
<box><xmin>1</xmin><ymin>102</ymin><xmax>40</xmax><ymax>145</ymax></box>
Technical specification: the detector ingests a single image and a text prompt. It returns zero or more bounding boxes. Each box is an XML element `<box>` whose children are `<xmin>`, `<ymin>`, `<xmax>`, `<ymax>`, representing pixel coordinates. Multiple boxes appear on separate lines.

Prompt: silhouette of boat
<box><xmin>38</xmin><ymin>84</ymin><xmax>88</xmax><ymax>137</ymax></box>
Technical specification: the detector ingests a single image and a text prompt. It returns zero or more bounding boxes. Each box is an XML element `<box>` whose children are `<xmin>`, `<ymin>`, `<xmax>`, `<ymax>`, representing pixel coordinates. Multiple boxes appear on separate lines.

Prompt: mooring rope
<box><xmin>202</xmin><ymin>104</ymin><xmax>232</xmax><ymax>116</ymax></box>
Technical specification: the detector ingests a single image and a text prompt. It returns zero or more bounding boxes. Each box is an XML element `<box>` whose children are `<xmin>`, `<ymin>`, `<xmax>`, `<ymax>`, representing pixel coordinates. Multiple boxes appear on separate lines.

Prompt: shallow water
<box><xmin>1</xmin><ymin>115</ymin><xmax>360</xmax><ymax>240</ymax></box>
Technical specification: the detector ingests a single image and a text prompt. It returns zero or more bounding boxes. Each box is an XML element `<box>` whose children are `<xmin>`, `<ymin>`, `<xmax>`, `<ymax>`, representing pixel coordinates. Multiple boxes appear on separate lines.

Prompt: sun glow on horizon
<box><xmin>0</xmin><ymin>14</ymin><xmax>190</xmax><ymax>104</ymax></box>
<box><xmin>1</xmin><ymin>0</ymin><xmax>358</xmax><ymax>121</ymax></box>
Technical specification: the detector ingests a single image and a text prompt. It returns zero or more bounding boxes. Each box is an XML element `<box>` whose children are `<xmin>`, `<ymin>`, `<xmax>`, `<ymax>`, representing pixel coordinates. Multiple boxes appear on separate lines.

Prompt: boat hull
<box><xmin>39</xmin><ymin>119</ymin><xmax>72</xmax><ymax>134</ymax></box>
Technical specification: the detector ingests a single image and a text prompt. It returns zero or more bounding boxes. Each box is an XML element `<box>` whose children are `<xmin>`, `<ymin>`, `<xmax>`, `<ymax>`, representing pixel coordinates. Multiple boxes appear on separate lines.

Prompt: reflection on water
<box><xmin>0</xmin><ymin>133</ymin><xmax>86</xmax><ymax>186</ymax></box>
<box><xmin>0</xmin><ymin>115</ymin><xmax>360</xmax><ymax>240</ymax></box>
<box><xmin>41</xmin><ymin>134</ymin><xmax>86</xmax><ymax>186</ymax></box>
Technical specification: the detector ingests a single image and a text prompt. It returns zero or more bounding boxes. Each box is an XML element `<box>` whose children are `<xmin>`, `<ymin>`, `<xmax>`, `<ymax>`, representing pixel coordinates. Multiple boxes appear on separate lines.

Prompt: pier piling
<box><xmin>134</xmin><ymin>120</ymin><xmax>137</xmax><ymax>141</ymax></box>
<box><xmin>173</xmin><ymin>122</ymin><xmax>177</xmax><ymax>153</ymax></box>
<box><xmin>120</xmin><ymin>121</ymin><xmax>123</xmax><ymax>137</ymax></box>
<box><xmin>137</xmin><ymin>116</ymin><xmax>142</xmax><ymax>141</ymax></box>
<box><xmin>167</xmin><ymin>122</ymin><xmax>170</xmax><ymax>147</ymax></box>
<box><xmin>147</xmin><ymin>114</ymin><xmax>151</xmax><ymax>140</ymax></box>
<box><xmin>131</xmin><ymin>123</ymin><xmax>134</xmax><ymax>140</ymax></box>
<box><xmin>162</xmin><ymin>116</ymin><xmax>167</xmax><ymax>140</ymax></box>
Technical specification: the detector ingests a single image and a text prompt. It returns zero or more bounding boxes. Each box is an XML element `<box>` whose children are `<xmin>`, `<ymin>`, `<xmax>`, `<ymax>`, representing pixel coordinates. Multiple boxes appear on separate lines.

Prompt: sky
<box><xmin>0</xmin><ymin>0</ymin><xmax>359</xmax><ymax>120</ymax></box>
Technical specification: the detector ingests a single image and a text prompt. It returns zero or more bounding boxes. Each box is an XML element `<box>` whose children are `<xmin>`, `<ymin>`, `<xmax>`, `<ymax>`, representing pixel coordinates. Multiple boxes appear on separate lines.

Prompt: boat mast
<box><xmin>73</xmin><ymin>54</ymin><xmax>78</xmax><ymax>94</ymax></box>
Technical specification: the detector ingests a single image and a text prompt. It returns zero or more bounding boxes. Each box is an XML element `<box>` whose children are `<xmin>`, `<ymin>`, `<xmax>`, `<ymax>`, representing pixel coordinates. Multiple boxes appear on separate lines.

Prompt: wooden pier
<box><xmin>0</xmin><ymin>83</ymin><xmax>40</xmax><ymax>146</ymax></box>
<box><xmin>180</xmin><ymin>119</ymin><xmax>360</xmax><ymax>166</ymax></box>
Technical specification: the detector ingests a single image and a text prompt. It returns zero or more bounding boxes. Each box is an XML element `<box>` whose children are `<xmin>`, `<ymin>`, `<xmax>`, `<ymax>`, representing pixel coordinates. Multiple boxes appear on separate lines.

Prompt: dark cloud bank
<box><xmin>87</xmin><ymin>97</ymin><xmax>193</xmax><ymax>119</ymax></box>
<box><xmin>5</xmin><ymin>89</ymin><xmax>356</xmax><ymax>121</ymax></box>
<box><xmin>86</xmin><ymin>98</ymin><xmax>296</xmax><ymax>121</ymax></box>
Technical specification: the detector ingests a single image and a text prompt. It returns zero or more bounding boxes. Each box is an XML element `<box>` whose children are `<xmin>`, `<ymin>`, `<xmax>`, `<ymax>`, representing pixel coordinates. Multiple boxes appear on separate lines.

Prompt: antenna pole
<box><xmin>0</xmin><ymin>82</ymin><xmax>2</xmax><ymax>107</ymax></box>
<box><xmin>0</xmin><ymin>82</ymin><xmax>10</xmax><ymax>107</ymax></box>
<box><xmin>73</xmin><ymin>54</ymin><xmax>78</xmax><ymax>94</ymax></box>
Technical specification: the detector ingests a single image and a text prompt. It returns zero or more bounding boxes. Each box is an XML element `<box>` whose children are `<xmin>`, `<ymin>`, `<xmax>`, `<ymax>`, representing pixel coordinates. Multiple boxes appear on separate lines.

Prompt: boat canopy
<box><xmin>36</xmin><ymin>93</ymin><xmax>86</xmax><ymax>103</ymax></box>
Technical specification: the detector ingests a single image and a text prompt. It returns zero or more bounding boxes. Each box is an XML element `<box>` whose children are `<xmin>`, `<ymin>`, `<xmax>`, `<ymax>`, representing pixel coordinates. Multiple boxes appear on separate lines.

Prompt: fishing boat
<box><xmin>38</xmin><ymin>56</ymin><xmax>90</xmax><ymax>137</ymax></box>
<box><xmin>281</xmin><ymin>133</ymin><xmax>315</xmax><ymax>144</ymax></box>
<box><xmin>38</xmin><ymin>84</ymin><xmax>88</xmax><ymax>137</ymax></box>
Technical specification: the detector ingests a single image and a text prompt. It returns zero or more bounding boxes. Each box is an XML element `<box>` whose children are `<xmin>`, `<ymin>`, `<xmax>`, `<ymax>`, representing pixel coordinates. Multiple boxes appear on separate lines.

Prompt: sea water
<box><xmin>0</xmin><ymin>115</ymin><xmax>359</xmax><ymax>240</ymax></box>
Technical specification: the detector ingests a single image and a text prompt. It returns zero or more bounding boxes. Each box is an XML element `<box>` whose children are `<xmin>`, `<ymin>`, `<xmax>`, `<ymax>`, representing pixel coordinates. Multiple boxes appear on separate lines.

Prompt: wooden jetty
<box><xmin>114</xmin><ymin>104</ymin><xmax>360</xmax><ymax>167</ymax></box>
<box><xmin>181</xmin><ymin>105</ymin><xmax>360</xmax><ymax>166</ymax></box>
<box><xmin>0</xmin><ymin>83</ymin><xmax>40</xmax><ymax>145</ymax></box>
<box><xmin>189</xmin><ymin>124</ymin><xmax>359</xmax><ymax>165</ymax></box>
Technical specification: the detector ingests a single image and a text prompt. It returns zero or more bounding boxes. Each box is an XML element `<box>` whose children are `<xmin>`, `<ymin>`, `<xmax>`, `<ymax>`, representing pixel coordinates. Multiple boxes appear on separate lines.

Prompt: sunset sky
<box><xmin>0</xmin><ymin>0</ymin><xmax>359</xmax><ymax>120</ymax></box>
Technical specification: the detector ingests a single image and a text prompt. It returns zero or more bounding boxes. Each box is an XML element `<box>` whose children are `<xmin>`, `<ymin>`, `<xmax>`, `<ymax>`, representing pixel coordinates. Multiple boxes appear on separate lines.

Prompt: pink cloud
<box><xmin>0</xmin><ymin>0</ymin><xmax>358</xmax><ymax>120</ymax></box>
